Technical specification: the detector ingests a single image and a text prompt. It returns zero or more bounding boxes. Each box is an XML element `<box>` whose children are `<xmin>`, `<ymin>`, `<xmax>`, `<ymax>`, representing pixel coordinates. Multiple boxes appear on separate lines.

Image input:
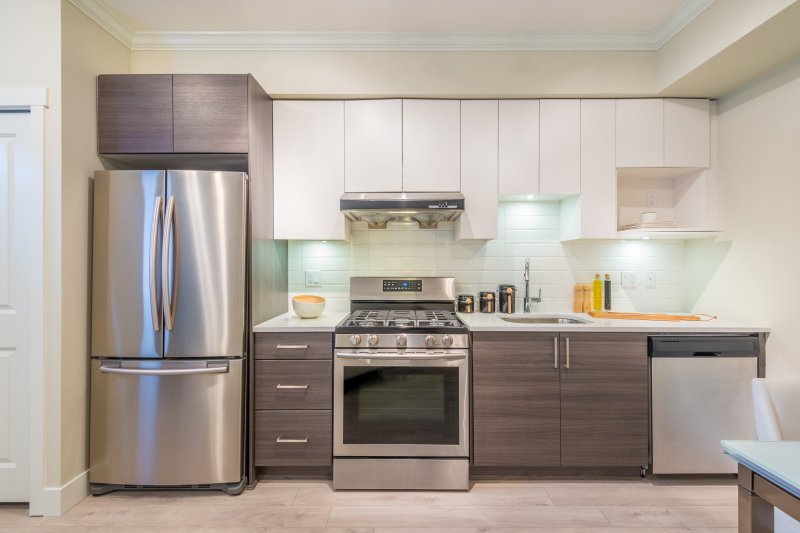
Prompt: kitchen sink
<box><xmin>500</xmin><ymin>315</ymin><xmax>592</xmax><ymax>325</ymax></box>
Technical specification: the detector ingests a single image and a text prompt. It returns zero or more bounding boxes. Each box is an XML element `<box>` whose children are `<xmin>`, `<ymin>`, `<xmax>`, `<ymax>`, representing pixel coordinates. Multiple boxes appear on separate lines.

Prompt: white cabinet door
<box><xmin>457</xmin><ymin>100</ymin><xmax>498</xmax><ymax>241</ymax></box>
<box><xmin>273</xmin><ymin>101</ymin><xmax>346</xmax><ymax>240</ymax></box>
<box><xmin>578</xmin><ymin>99</ymin><xmax>617</xmax><ymax>238</ymax></box>
<box><xmin>664</xmin><ymin>98</ymin><xmax>710</xmax><ymax>167</ymax></box>
<box><xmin>0</xmin><ymin>113</ymin><xmax>32</xmax><ymax>501</ymax></box>
<box><xmin>540</xmin><ymin>99</ymin><xmax>580</xmax><ymax>195</ymax></box>
<box><xmin>616</xmin><ymin>99</ymin><xmax>664</xmax><ymax>167</ymax></box>
<box><xmin>498</xmin><ymin>100</ymin><xmax>539</xmax><ymax>195</ymax></box>
<box><xmin>402</xmin><ymin>99</ymin><xmax>460</xmax><ymax>191</ymax></box>
<box><xmin>345</xmin><ymin>99</ymin><xmax>402</xmax><ymax>192</ymax></box>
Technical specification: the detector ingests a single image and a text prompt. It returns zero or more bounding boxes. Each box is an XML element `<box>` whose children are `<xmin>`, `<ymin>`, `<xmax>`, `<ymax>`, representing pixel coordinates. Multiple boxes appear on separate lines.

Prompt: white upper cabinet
<box><xmin>540</xmin><ymin>99</ymin><xmax>581</xmax><ymax>195</ymax></box>
<box><xmin>457</xmin><ymin>100</ymin><xmax>498</xmax><ymax>241</ymax></box>
<box><xmin>615</xmin><ymin>99</ymin><xmax>664</xmax><ymax>167</ymax></box>
<box><xmin>616</xmin><ymin>98</ymin><xmax>710</xmax><ymax>168</ymax></box>
<box><xmin>273</xmin><ymin>100</ymin><xmax>347</xmax><ymax>240</ymax></box>
<box><xmin>344</xmin><ymin>99</ymin><xmax>402</xmax><ymax>192</ymax></box>
<box><xmin>402</xmin><ymin>99</ymin><xmax>461</xmax><ymax>191</ymax></box>
<box><xmin>498</xmin><ymin>100</ymin><xmax>539</xmax><ymax>196</ymax></box>
<box><xmin>664</xmin><ymin>98</ymin><xmax>710</xmax><ymax>167</ymax></box>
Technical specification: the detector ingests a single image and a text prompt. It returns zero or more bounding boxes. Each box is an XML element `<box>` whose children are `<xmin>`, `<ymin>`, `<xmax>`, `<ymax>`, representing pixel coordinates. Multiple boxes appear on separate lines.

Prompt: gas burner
<box><xmin>387</xmin><ymin>319</ymin><xmax>415</xmax><ymax>327</ymax></box>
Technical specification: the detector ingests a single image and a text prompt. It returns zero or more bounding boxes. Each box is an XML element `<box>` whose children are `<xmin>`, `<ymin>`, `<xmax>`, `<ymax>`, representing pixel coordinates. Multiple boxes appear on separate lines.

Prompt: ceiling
<box><xmin>76</xmin><ymin>0</ymin><xmax>715</xmax><ymax>50</ymax></box>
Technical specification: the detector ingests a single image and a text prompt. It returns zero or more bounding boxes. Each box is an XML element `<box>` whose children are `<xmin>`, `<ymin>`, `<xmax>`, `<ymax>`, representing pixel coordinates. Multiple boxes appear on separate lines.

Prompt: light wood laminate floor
<box><xmin>0</xmin><ymin>478</ymin><xmax>738</xmax><ymax>532</ymax></box>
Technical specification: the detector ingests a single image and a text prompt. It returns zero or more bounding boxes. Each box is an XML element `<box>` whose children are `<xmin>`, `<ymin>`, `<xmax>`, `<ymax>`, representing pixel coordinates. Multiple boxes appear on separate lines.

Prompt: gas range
<box><xmin>336</xmin><ymin>309</ymin><xmax>468</xmax><ymax>349</ymax></box>
<box><xmin>334</xmin><ymin>278</ymin><xmax>469</xmax><ymax>350</ymax></box>
<box><xmin>333</xmin><ymin>277</ymin><xmax>470</xmax><ymax>491</ymax></box>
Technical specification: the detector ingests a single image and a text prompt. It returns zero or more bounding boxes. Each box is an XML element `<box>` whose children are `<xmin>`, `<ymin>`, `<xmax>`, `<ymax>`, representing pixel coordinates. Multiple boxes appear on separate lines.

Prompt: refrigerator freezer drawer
<box><xmin>90</xmin><ymin>358</ymin><xmax>243</xmax><ymax>486</ymax></box>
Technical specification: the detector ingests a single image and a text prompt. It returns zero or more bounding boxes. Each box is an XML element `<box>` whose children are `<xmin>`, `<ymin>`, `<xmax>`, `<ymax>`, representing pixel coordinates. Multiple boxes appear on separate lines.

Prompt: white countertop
<box><xmin>253</xmin><ymin>311</ymin><xmax>348</xmax><ymax>332</ymax></box>
<box><xmin>458</xmin><ymin>312</ymin><xmax>770</xmax><ymax>333</ymax></box>
<box><xmin>253</xmin><ymin>310</ymin><xmax>769</xmax><ymax>334</ymax></box>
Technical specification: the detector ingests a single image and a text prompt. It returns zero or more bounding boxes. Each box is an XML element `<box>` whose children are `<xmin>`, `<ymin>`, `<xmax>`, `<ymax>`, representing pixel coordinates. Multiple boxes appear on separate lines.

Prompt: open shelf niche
<box><xmin>616</xmin><ymin>167</ymin><xmax>720</xmax><ymax>239</ymax></box>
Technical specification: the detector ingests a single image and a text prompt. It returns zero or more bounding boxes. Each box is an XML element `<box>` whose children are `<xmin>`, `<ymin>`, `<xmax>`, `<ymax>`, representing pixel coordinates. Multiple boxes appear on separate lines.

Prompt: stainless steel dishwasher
<box><xmin>650</xmin><ymin>334</ymin><xmax>760</xmax><ymax>474</ymax></box>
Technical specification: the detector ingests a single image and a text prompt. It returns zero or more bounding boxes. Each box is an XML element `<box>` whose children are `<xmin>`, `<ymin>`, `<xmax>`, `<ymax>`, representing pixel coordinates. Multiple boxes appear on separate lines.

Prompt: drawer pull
<box><xmin>276</xmin><ymin>437</ymin><xmax>309</xmax><ymax>444</ymax></box>
<box><xmin>276</xmin><ymin>344</ymin><xmax>309</xmax><ymax>350</ymax></box>
<box><xmin>276</xmin><ymin>384</ymin><xmax>309</xmax><ymax>390</ymax></box>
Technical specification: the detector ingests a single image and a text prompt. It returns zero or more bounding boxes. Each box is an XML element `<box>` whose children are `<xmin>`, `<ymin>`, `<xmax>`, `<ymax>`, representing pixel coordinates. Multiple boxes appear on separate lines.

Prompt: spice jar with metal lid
<box><xmin>479</xmin><ymin>291</ymin><xmax>496</xmax><ymax>313</ymax></box>
<box><xmin>457</xmin><ymin>294</ymin><xmax>474</xmax><ymax>314</ymax></box>
<box><xmin>498</xmin><ymin>284</ymin><xmax>517</xmax><ymax>314</ymax></box>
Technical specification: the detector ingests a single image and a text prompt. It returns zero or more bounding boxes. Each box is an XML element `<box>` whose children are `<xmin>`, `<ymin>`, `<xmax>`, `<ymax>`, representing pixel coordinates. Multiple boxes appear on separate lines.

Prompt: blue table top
<box><xmin>722</xmin><ymin>440</ymin><xmax>800</xmax><ymax>498</ymax></box>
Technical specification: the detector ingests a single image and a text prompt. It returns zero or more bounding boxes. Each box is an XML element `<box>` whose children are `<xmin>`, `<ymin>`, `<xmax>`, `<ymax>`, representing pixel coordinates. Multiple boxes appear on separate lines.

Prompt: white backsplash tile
<box><xmin>288</xmin><ymin>202</ymin><xmax>686</xmax><ymax>313</ymax></box>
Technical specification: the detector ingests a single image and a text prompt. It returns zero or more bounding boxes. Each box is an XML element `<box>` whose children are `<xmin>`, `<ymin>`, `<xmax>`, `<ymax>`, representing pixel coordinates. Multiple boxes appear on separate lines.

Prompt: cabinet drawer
<box><xmin>254</xmin><ymin>333</ymin><xmax>332</xmax><ymax>360</ymax></box>
<box><xmin>255</xmin><ymin>410</ymin><xmax>332</xmax><ymax>466</ymax></box>
<box><xmin>255</xmin><ymin>360</ymin><xmax>331</xmax><ymax>410</ymax></box>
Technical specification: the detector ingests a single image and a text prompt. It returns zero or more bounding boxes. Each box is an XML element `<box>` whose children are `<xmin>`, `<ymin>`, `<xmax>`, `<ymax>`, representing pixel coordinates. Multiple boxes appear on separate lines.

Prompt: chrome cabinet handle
<box><xmin>565</xmin><ymin>337</ymin><xmax>571</xmax><ymax>369</ymax></box>
<box><xmin>149</xmin><ymin>196</ymin><xmax>163</xmax><ymax>331</ymax></box>
<box><xmin>276</xmin><ymin>344</ymin><xmax>309</xmax><ymax>350</ymax></box>
<box><xmin>553</xmin><ymin>337</ymin><xmax>559</xmax><ymax>369</ymax></box>
<box><xmin>162</xmin><ymin>196</ymin><xmax>177</xmax><ymax>331</ymax></box>
<box><xmin>276</xmin><ymin>437</ymin><xmax>309</xmax><ymax>444</ymax></box>
<box><xmin>100</xmin><ymin>364</ymin><xmax>228</xmax><ymax>376</ymax></box>
<box><xmin>276</xmin><ymin>384</ymin><xmax>309</xmax><ymax>389</ymax></box>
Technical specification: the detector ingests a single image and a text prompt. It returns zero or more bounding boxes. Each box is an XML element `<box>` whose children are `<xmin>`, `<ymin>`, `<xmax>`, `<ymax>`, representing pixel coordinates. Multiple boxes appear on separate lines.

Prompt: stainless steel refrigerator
<box><xmin>90</xmin><ymin>170</ymin><xmax>248</xmax><ymax>494</ymax></box>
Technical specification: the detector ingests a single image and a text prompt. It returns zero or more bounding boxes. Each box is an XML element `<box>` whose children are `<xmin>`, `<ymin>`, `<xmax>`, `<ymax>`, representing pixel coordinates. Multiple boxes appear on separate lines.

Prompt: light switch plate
<box><xmin>645</xmin><ymin>271</ymin><xmax>657</xmax><ymax>289</ymax></box>
<box><xmin>621</xmin><ymin>271</ymin><xmax>639</xmax><ymax>288</ymax></box>
<box><xmin>305</xmin><ymin>270</ymin><xmax>322</xmax><ymax>288</ymax></box>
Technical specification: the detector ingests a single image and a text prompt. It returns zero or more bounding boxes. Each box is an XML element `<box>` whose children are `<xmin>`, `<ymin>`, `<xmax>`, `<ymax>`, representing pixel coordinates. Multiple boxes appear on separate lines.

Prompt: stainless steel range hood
<box><xmin>340</xmin><ymin>192</ymin><xmax>465</xmax><ymax>229</ymax></box>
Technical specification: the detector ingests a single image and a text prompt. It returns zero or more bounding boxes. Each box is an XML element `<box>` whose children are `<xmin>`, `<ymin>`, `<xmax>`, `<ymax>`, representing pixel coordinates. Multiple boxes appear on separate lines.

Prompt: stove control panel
<box><xmin>383</xmin><ymin>279</ymin><xmax>422</xmax><ymax>292</ymax></box>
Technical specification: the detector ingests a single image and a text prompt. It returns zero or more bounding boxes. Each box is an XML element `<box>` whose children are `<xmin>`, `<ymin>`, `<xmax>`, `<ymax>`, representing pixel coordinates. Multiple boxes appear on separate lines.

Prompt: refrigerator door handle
<box><xmin>149</xmin><ymin>196</ymin><xmax>164</xmax><ymax>331</ymax></box>
<box><xmin>162</xmin><ymin>196</ymin><xmax>177</xmax><ymax>331</ymax></box>
<box><xmin>99</xmin><ymin>362</ymin><xmax>229</xmax><ymax>376</ymax></box>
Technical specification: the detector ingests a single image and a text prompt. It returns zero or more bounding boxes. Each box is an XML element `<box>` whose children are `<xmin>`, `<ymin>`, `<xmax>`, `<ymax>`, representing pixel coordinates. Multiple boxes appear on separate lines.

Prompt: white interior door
<box><xmin>0</xmin><ymin>112</ymin><xmax>32</xmax><ymax>501</ymax></box>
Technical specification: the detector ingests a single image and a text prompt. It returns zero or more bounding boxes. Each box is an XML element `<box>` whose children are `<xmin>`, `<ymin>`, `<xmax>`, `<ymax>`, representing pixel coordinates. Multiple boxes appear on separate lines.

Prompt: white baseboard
<box><xmin>37</xmin><ymin>470</ymin><xmax>88</xmax><ymax>516</ymax></box>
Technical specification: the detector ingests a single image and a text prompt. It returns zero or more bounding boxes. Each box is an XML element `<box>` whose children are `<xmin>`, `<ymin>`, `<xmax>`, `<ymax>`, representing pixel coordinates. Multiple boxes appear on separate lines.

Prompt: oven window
<box><xmin>342</xmin><ymin>367</ymin><xmax>460</xmax><ymax>445</ymax></box>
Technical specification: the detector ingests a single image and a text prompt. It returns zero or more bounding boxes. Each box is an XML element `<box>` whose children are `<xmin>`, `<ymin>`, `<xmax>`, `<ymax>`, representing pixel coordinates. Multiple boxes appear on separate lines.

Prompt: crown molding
<box><xmin>130</xmin><ymin>31</ymin><xmax>658</xmax><ymax>51</ymax></box>
<box><xmin>654</xmin><ymin>0</ymin><xmax>716</xmax><ymax>48</ymax></box>
<box><xmin>68</xmin><ymin>0</ymin><xmax>716</xmax><ymax>52</ymax></box>
<box><xmin>67</xmin><ymin>0</ymin><xmax>134</xmax><ymax>48</ymax></box>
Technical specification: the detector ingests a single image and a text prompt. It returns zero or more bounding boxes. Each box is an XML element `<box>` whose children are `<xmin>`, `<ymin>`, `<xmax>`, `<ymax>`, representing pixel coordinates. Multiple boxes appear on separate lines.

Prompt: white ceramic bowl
<box><xmin>292</xmin><ymin>295</ymin><xmax>326</xmax><ymax>319</ymax></box>
<box><xmin>640</xmin><ymin>211</ymin><xmax>658</xmax><ymax>223</ymax></box>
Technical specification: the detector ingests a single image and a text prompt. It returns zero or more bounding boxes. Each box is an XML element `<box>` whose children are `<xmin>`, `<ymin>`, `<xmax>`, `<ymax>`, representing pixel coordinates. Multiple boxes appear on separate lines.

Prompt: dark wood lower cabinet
<box><xmin>255</xmin><ymin>410</ymin><xmax>332</xmax><ymax>466</ymax></box>
<box><xmin>472</xmin><ymin>331</ymin><xmax>649</xmax><ymax>469</ymax></box>
<box><xmin>472</xmin><ymin>332</ymin><xmax>561</xmax><ymax>467</ymax></box>
<box><xmin>559</xmin><ymin>333</ymin><xmax>649</xmax><ymax>466</ymax></box>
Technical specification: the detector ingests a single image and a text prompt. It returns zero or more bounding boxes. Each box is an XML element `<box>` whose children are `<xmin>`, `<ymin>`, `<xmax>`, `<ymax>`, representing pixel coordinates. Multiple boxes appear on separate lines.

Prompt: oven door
<box><xmin>334</xmin><ymin>350</ymin><xmax>468</xmax><ymax>458</ymax></box>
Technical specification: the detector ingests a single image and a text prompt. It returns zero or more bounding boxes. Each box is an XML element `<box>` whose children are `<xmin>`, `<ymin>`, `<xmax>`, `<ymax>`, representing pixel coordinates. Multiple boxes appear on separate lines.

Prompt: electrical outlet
<box><xmin>305</xmin><ymin>270</ymin><xmax>322</xmax><ymax>288</ymax></box>
<box><xmin>647</xmin><ymin>190</ymin><xmax>657</xmax><ymax>207</ymax></box>
<box><xmin>621</xmin><ymin>271</ymin><xmax>639</xmax><ymax>288</ymax></box>
<box><xmin>645</xmin><ymin>271</ymin><xmax>657</xmax><ymax>289</ymax></box>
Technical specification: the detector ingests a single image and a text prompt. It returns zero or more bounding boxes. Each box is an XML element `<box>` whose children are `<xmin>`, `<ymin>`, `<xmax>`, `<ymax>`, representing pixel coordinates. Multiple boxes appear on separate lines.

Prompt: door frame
<box><xmin>0</xmin><ymin>88</ymin><xmax>48</xmax><ymax>515</ymax></box>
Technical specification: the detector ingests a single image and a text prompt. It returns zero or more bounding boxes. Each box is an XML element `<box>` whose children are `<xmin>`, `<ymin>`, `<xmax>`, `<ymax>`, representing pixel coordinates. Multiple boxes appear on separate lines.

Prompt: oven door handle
<box><xmin>335</xmin><ymin>352</ymin><xmax>467</xmax><ymax>361</ymax></box>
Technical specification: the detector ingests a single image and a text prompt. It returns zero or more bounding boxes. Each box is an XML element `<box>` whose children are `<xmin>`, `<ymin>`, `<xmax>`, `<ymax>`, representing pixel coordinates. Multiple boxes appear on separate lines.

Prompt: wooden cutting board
<box><xmin>588</xmin><ymin>311</ymin><xmax>713</xmax><ymax>322</ymax></box>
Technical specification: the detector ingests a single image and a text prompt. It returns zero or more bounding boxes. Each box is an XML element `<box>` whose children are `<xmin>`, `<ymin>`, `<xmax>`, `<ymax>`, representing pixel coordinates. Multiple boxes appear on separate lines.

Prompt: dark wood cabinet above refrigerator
<box><xmin>98</xmin><ymin>74</ymin><xmax>250</xmax><ymax>156</ymax></box>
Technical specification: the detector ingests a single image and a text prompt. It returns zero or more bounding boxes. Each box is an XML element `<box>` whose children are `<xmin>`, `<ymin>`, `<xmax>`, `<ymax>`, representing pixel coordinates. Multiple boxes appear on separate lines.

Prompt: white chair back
<box><xmin>752</xmin><ymin>378</ymin><xmax>800</xmax><ymax>440</ymax></box>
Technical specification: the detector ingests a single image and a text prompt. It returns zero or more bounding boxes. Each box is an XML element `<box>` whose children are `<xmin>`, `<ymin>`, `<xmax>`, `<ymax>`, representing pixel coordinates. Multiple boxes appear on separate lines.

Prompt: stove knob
<box><xmin>425</xmin><ymin>334</ymin><xmax>436</xmax><ymax>348</ymax></box>
<box><xmin>349</xmin><ymin>335</ymin><xmax>361</xmax><ymax>346</ymax></box>
<box><xmin>395</xmin><ymin>334</ymin><xmax>407</xmax><ymax>348</ymax></box>
<box><xmin>367</xmin><ymin>334</ymin><xmax>379</xmax><ymax>347</ymax></box>
<box><xmin>442</xmin><ymin>335</ymin><xmax>454</xmax><ymax>348</ymax></box>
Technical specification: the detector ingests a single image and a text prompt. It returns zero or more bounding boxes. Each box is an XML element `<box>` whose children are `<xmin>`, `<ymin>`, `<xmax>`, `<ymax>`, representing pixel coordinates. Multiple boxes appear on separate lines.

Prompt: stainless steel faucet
<box><xmin>523</xmin><ymin>258</ymin><xmax>542</xmax><ymax>312</ymax></box>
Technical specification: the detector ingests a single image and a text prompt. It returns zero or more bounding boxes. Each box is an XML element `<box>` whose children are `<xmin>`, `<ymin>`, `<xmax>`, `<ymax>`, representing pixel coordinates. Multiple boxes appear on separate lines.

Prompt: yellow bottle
<box><xmin>593</xmin><ymin>274</ymin><xmax>603</xmax><ymax>311</ymax></box>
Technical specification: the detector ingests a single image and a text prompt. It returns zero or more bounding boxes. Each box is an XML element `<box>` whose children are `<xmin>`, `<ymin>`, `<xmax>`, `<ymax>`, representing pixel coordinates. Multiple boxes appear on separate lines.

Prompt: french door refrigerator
<box><xmin>90</xmin><ymin>170</ymin><xmax>247</xmax><ymax>494</ymax></box>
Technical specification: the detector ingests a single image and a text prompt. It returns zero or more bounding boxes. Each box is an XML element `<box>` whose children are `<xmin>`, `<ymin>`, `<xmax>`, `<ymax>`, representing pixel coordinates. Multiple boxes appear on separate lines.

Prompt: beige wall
<box><xmin>686</xmin><ymin>58</ymin><xmax>800</xmax><ymax>377</ymax></box>
<box><xmin>131</xmin><ymin>49</ymin><xmax>657</xmax><ymax>98</ymax></box>
<box><xmin>60</xmin><ymin>0</ymin><xmax>130</xmax><ymax>484</ymax></box>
